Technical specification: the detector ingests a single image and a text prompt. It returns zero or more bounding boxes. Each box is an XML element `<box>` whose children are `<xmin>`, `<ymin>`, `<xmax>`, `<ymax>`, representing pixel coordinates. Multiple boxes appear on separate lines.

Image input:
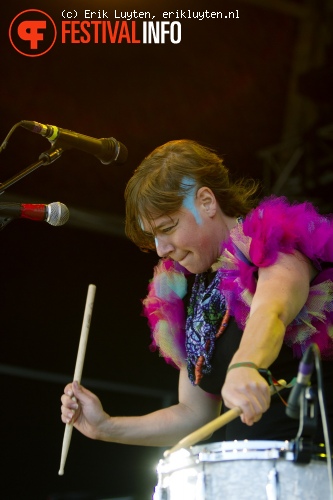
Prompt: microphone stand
<box><xmin>0</xmin><ymin>147</ymin><xmax>64</xmax><ymax>230</ymax></box>
<box><xmin>0</xmin><ymin>146</ymin><xmax>64</xmax><ymax>196</ymax></box>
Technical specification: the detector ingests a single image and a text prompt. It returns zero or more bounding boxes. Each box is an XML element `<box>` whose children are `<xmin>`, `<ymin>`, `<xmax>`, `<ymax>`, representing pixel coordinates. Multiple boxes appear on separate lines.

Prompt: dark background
<box><xmin>0</xmin><ymin>1</ymin><xmax>332</xmax><ymax>499</ymax></box>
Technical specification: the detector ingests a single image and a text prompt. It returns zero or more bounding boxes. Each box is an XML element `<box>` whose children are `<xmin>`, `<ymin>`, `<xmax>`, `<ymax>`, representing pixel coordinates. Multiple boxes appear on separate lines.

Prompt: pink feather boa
<box><xmin>143</xmin><ymin>196</ymin><xmax>333</xmax><ymax>367</ymax></box>
<box><xmin>220</xmin><ymin>196</ymin><xmax>333</xmax><ymax>359</ymax></box>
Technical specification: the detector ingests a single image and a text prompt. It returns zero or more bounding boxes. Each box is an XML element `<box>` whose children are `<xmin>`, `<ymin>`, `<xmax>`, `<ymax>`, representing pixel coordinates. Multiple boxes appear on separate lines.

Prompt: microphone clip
<box><xmin>39</xmin><ymin>146</ymin><xmax>64</xmax><ymax>164</ymax></box>
<box><xmin>291</xmin><ymin>385</ymin><xmax>319</xmax><ymax>463</ymax></box>
<box><xmin>0</xmin><ymin>216</ymin><xmax>13</xmax><ymax>230</ymax></box>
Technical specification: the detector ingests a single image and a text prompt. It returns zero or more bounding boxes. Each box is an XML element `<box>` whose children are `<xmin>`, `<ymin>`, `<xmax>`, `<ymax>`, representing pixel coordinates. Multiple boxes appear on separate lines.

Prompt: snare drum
<box><xmin>153</xmin><ymin>440</ymin><xmax>331</xmax><ymax>500</ymax></box>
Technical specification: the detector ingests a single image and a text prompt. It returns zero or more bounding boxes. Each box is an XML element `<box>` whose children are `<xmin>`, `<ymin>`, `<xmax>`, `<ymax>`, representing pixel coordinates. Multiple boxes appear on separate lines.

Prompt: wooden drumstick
<box><xmin>164</xmin><ymin>379</ymin><xmax>287</xmax><ymax>458</ymax></box>
<box><xmin>58</xmin><ymin>284</ymin><xmax>97</xmax><ymax>476</ymax></box>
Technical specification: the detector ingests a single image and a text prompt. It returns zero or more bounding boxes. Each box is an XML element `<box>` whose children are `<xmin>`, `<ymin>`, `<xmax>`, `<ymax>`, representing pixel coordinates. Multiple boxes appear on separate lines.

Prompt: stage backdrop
<box><xmin>0</xmin><ymin>1</ymin><xmax>332</xmax><ymax>499</ymax></box>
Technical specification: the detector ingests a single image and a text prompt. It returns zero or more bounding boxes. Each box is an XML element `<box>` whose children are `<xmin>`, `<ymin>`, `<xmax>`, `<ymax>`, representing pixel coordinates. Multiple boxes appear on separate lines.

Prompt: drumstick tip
<box><xmin>58</xmin><ymin>469</ymin><xmax>64</xmax><ymax>476</ymax></box>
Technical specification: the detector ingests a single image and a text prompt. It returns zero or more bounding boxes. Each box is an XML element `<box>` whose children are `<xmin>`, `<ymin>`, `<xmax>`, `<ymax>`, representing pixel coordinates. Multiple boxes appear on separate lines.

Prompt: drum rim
<box><xmin>190</xmin><ymin>439</ymin><xmax>290</xmax><ymax>454</ymax></box>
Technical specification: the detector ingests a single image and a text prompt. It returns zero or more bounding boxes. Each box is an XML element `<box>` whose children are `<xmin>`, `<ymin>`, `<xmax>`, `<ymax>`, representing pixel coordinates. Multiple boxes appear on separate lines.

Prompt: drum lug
<box><xmin>266</xmin><ymin>467</ymin><xmax>280</xmax><ymax>500</ymax></box>
<box><xmin>196</xmin><ymin>471</ymin><xmax>206</xmax><ymax>500</ymax></box>
<box><xmin>153</xmin><ymin>484</ymin><xmax>168</xmax><ymax>500</ymax></box>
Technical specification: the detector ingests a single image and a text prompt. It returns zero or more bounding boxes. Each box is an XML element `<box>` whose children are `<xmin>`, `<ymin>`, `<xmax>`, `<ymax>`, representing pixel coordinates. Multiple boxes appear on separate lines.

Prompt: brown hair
<box><xmin>125</xmin><ymin>139</ymin><xmax>259</xmax><ymax>251</ymax></box>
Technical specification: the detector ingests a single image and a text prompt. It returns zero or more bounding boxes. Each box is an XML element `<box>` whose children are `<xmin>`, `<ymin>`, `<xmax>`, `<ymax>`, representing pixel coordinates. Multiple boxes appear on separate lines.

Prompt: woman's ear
<box><xmin>196</xmin><ymin>187</ymin><xmax>217</xmax><ymax>217</ymax></box>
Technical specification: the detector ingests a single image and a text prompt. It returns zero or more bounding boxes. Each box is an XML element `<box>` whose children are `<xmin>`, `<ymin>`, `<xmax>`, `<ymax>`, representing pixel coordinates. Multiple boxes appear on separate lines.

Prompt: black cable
<box><xmin>313</xmin><ymin>344</ymin><xmax>333</xmax><ymax>497</ymax></box>
<box><xmin>0</xmin><ymin>122</ymin><xmax>22</xmax><ymax>153</ymax></box>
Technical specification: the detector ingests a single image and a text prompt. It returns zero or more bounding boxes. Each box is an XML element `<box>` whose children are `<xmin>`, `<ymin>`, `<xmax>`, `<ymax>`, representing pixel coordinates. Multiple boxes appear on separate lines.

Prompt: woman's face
<box><xmin>142</xmin><ymin>187</ymin><xmax>228</xmax><ymax>273</ymax></box>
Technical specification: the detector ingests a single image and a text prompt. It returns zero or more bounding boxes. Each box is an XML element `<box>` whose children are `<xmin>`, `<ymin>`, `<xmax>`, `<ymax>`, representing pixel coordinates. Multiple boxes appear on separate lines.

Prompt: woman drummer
<box><xmin>61</xmin><ymin>139</ymin><xmax>333</xmax><ymax>446</ymax></box>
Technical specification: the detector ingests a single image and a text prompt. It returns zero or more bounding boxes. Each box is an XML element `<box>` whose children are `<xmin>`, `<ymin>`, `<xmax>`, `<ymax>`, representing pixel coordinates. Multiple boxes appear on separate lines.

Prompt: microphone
<box><xmin>20</xmin><ymin>120</ymin><xmax>128</xmax><ymax>165</ymax></box>
<box><xmin>286</xmin><ymin>344</ymin><xmax>315</xmax><ymax>419</ymax></box>
<box><xmin>0</xmin><ymin>202</ymin><xmax>69</xmax><ymax>226</ymax></box>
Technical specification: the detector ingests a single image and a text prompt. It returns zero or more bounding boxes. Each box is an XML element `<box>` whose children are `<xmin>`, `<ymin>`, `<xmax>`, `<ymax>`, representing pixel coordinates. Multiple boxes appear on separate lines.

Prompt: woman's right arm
<box><xmin>61</xmin><ymin>364</ymin><xmax>222</xmax><ymax>447</ymax></box>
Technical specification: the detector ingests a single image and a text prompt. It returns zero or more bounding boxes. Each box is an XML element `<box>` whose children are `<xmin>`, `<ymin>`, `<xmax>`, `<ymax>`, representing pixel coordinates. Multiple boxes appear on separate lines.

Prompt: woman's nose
<box><xmin>155</xmin><ymin>236</ymin><xmax>174</xmax><ymax>258</ymax></box>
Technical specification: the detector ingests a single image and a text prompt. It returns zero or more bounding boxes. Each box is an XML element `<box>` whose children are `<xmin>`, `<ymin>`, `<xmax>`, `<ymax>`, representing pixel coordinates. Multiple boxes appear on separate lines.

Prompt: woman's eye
<box><xmin>162</xmin><ymin>220</ymin><xmax>179</xmax><ymax>233</ymax></box>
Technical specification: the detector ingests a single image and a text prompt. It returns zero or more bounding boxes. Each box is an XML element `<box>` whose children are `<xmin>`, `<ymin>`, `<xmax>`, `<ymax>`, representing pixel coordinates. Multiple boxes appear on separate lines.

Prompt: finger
<box><xmin>252</xmin><ymin>391</ymin><xmax>270</xmax><ymax>412</ymax></box>
<box><xmin>239</xmin><ymin>393</ymin><xmax>268</xmax><ymax>424</ymax></box>
<box><xmin>61</xmin><ymin>406</ymin><xmax>76</xmax><ymax>424</ymax></box>
<box><xmin>64</xmin><ymin>383</ymin><xmax>74</xmax><ymax>397</ymax></box>
<box><xmin>73</xmin><ymin>380</ymin><xmax>81</xmax><ymax>393</ymax></box>
<box><xmin>241</xmin><ymin>413</ymin><xmax>262</xmax><ymax>425</ymax></box>
<box><xmin>72</xmin><ymin>381</ymin><xmax>97</xmax><ymax>404</ymax></box>
<box><xmin>240</xmin><ymin>402</ymin><xmax>261</xmax><ymax>425</ymax></box>
<box><xmin>72</xmin><ymin>381</ymin><xmax>87</xmax><ymax>400</ymax></box>
<box><xmin>242</xmin><ymin>382</ymin><xmax>270</xmax><ymax>409</ymax></box>
<box><xmin>61</xmin><ymin>394</ymin><xmax>79</xmax><ymax>410</ymax></box>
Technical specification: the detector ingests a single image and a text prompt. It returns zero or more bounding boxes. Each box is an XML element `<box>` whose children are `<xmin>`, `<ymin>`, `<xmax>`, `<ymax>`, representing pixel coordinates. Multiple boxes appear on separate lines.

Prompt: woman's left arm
<box><xmin>222</xmin><ymin>250</ymin><xmax>316</xmax><ymax>425</ymax></box>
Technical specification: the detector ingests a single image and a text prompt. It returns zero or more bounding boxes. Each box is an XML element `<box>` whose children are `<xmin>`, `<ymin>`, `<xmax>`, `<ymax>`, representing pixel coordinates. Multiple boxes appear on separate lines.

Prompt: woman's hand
<box><xmin>221</xmin><ymin>367</ymin><xmax>270</xmax><ymax>425</ymax></box>
<box><xmin>61</xmin><ymin>381</ymin><xmax>110</xmax><ymax>440</ymax></box>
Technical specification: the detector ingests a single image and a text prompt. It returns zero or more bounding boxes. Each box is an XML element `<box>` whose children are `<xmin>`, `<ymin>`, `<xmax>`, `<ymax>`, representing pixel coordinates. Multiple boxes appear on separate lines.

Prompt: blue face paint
<box><xmin>139</xmin><ymin>216</ymin><xmax>158</xmax><ymax>248</ymax></box>
<box><xmin>181</xmin><ymin>176</ymin><xmax>202</xmax><ymax>224</ymax></box>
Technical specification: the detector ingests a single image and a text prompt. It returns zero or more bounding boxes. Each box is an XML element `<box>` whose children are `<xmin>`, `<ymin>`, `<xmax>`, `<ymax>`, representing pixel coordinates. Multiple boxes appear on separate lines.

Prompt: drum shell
<box><xmin>154</xmin><ymin>440</ymin><xmax>331</xmax><ymax>500</ymax></box>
